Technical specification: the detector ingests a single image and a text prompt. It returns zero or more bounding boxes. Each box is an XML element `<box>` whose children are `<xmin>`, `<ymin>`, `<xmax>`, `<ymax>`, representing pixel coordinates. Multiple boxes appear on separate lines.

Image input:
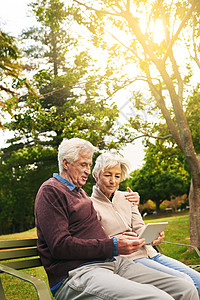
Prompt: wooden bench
<box><xmin>1</xmin><ymin>238</ymin><xmax>199</xmax><ymax>299</ymax></box>
<box><xmin>0</xmin><ymin>238</ymin><xmax>52</xmax><ymax>300</ymax></box>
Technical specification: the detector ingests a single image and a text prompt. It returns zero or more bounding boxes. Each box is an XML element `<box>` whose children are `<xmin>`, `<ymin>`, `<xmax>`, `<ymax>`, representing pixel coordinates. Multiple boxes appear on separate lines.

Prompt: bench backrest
<box><xmin>0</xmin><ymin>238</ymin><xmax>42</xmax><ymax>270</ymax></box>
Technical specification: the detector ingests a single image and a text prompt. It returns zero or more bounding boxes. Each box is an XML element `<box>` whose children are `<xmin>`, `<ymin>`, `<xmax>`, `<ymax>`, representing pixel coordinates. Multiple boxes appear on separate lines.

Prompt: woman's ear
<box><xmin>94</xmin><ymin>174</ymin><xmax>98</xmax><ymax>183</ymax></box>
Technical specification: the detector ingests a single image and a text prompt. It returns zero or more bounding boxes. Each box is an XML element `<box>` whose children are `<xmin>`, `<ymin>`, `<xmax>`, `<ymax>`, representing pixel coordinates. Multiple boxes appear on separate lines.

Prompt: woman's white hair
<box><xmin>92</xmin><ymin>152</ymin><xmax>130</xmax><ymax>182</ymax></box>
<box><xmin>58</xmin><ymin>138</ymin><xmax>95</xmax><ymax>173</ymax></box>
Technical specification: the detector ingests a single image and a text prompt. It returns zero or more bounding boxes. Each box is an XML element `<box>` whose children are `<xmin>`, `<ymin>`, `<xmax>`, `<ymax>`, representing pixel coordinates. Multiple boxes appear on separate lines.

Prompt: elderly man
<box><xmin>35</xmin><ymin>138</ymin><xmax>198</xmax><ymax>300</ymax></box>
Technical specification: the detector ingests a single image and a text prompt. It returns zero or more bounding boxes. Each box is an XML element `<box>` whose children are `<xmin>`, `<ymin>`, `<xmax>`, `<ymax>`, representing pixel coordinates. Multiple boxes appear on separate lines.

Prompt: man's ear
<box><xmin>63</xmin><ymin>159</ymin><xmax>69</xmax><ymax>170</ymax></box>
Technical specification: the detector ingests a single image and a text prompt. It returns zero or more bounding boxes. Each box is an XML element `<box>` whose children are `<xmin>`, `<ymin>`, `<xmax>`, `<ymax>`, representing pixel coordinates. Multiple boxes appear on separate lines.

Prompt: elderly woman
<box><xmin>91</xmin><ymin>152</ymin><xmax>200</xmax><ymax>298</ymax></box>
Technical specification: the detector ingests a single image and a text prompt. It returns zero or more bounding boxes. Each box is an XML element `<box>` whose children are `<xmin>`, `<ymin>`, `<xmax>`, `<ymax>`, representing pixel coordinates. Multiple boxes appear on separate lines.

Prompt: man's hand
<box><xmin>125</xmin><ymin>187</ymin><xmax>140</xmax><ymax>205</ymax></box>
<box><xmin>151</xmin><ymin>231</ymin><xmax>165</xmax><ymax>246</ymax></box>
<box><xmin>116</xmin><ymin>232</ymin><xmax>145</xmax><ymax>255</ymax></box>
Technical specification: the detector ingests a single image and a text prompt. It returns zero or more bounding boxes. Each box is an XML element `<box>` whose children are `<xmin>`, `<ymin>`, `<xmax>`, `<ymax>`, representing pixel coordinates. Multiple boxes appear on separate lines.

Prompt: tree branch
<box><xmin>103</xmin><ymin>76</ymin><xmax>160</xmax><ymax>101</ymax></box>
<box><xmin>164</xmin><ymin>0</ymin><xmax>198</xmax><ymax>61</ymax></box>
<box><xmin>126</xmin><ymin>0</ymin><xmax>130</xmax><ymax>12</ymax></box>
<box><xmin>122</xmin><ymin>133</ymin><xmax>173</xmax><ymax>143</ymax></box>
<box><xmin>169</xmin><ymin>51</ymin><xmax>184</xmax><ymax>102</ymax></box>
<box><xmin>0</xmin><ymin>85</ymin><xmax>18</xmax><ymax>95</ymax></box>
<box><xmin>143</xmin><ymin>66</ymin><xmax>183</xmax><ymax>151</ymax></box>
<box><xmin>190</xmin><ymin>17</ymin><xmax>200</xmax><ymax>69</ymax></box>
<box><xmin>73</xmin><ymin>0</ymin><xmax>122</xmax><ymax>17</ymax></box>
<box><xmin>104</xmin><ymin>29</ymin><xmax>141</xmax><ymax>60</ymax></box>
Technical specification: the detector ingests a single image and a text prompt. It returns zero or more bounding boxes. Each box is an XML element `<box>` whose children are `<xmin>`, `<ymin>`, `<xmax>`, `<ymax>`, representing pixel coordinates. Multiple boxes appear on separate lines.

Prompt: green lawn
<box><xmin>0</xmin><ymin>213</ymin><xmax>200</xmax><ymax>299</ymax></box>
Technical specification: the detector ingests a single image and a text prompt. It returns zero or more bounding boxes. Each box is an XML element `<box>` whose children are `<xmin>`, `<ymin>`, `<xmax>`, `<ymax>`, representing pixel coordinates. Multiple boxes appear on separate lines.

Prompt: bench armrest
<box><xmin>0</xmin><ymin>263</ymin><xmax>52</xmax><ymax>300</ymax></box>
<box><xmin>162</xmin><ymin>241</ymin><xmax>200</xmax><ymax>257</ymax></box>
<box><xmin>154</xmin><ymin>241</ymin><xmax>200</xmax><ymax>272</ymax></box>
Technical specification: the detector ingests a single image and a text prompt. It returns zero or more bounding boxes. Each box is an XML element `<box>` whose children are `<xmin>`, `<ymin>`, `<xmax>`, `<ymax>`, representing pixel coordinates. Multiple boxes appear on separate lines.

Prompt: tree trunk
<box><xmin>189</xmin><ymin>154</ymin><xmax>200</xmax><ymax>247</ymax></box>
<box><xmin>156</xmin><ymin>200</ymin><xmax>161</xmax><ymax>214</ymax></box>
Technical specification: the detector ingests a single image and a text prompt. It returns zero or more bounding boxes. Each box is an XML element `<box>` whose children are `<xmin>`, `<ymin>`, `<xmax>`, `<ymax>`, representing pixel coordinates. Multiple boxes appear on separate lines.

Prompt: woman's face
<box><xmin>96</xmin><ymin>164</ymin><xmax>122</xmax><ymax>199</ymax></box>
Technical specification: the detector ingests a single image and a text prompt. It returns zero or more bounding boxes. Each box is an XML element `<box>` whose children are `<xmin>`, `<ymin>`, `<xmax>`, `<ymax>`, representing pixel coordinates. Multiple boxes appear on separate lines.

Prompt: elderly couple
<box><xmin>35</xmin><ymin>138</ymin><xmax>200</xmax><ymax>300</ymax></box>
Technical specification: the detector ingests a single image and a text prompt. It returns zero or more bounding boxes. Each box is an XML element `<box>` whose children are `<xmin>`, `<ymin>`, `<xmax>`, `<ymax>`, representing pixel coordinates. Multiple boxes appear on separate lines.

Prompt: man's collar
<box><xmin>53</xmin><ymin>173</ymin><xmax>80</xmax><ymax>191</ymax></box>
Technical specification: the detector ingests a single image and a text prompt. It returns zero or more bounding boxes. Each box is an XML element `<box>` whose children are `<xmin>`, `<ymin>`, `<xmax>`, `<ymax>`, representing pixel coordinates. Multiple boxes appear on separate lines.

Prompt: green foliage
<box><xmin>0</xmin><ymin>0</ymin><xmax>122</xmax><ymax>234</ymax></box>
<box><xmin>185</xmin><ymin>84</ymin><xmax>200</xmax><ymax>154</ymax></box>
<box><xmin>143</xmin><ymin>141</ymin><xmax>190</xmax><ymax>179</ymax></box>
<box><xmin>0</xmin><ymin>30</ymin><xmax>21</xmax><ymax>127</ymax></box>
<box><xmin>22</xmin><ymin>0</ymin><xmax>71</xmax><ymax>75</ymax></box>
<box><xmin>127</xmin><ymin>141</ymin><xmax>190</xmax><ymax>212</ymax></box>
<box><xmin>139</xmin><ymin>200</ymin><xmax>156</xmax><ymax>215</ymax></box>
<box><xmin>130</xmin><ymin>169</ymin><xmax>188</xmax><ymax>212</ymax></box>
<box><xmin>0</xmin><ymin>146</ymin><xmax>57</xmax><ymax>234</ymax></box>
<box><xmin>0</xmin><ymin>31</ymin><xmax>20</xmax><ymax>76</ymax></box>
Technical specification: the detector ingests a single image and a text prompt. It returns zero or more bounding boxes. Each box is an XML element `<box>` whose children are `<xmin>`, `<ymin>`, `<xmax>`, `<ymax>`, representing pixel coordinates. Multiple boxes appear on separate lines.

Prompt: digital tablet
<box><xmin>138</xmin><ymin>222</ymin><xmax>168</xmax><ymax>244</ymax></box>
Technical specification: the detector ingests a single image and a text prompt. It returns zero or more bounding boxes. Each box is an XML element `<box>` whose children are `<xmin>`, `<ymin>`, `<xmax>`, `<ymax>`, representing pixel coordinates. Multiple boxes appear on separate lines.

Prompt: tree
<box><xmin>0</xmin><ymin>145</ymin><xmax>57</xmax><ymax>234</ymax></box>
<box><xmin>0</xmin><ymin>29</ymin><xmax>37</xmax><ymax>129</ymax></box>
<box><xmin>69</xmin><ymin>0</ymin><xmax>200</xmax><ymax>246</ymax></box>
<box><xmin>0</xmin><ymin>0</ymin><xmax>120</xmax><ymax>233</ymax></box>
<box><xmin>6</xmin><ymin>0</ymin><xmax>119</xmax><ymax>150</ymax></box>
<box><xmin>143</xmin><ymin>141</ymin><xmax>190</xmax><ymax>181</ymax></box>
<box><xmin>127</xmin><ymin>141</ymin><xmax>190</xmax><ymax>212</ymax></box>
<box><xmin>130</xmin><ymin>169</ymin><xmax>188</xmax><ymax>213</ymax></box>
<box><xmin>0</xmin><ymin>30</ymin><xmax>21</xmax><ymax>128</ymax></box>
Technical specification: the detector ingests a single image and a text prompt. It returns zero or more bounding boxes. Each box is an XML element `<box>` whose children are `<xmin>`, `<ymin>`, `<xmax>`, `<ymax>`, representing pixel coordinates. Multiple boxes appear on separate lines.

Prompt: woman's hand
<box><xmin>125</xmin><ymin>187</ymin><xmax>140</xmax><ymax>205</ymax></box>
<box><xmin>151</xmin><ymin>231</ymin><xmax>165</xmax><ymax>246</ymax></box>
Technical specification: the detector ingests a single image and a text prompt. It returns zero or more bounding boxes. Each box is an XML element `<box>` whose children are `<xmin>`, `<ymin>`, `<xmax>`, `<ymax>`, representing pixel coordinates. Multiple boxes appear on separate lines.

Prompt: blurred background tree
<box><xmin>0</xmin><ymin>0</ymin><xmax>120</xmax><ymax>234</ymax></box>
<box><xmin>0</xmin><ymin>30</ymin><xmax>21</xmax><ymax>128</ymax></box>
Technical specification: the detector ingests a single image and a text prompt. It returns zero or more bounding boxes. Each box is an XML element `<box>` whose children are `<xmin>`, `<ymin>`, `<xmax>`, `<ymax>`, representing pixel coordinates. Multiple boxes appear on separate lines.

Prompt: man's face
<box><xmin>63</xmin><ymin>150</ymin><xmax>93</xmax><ymax>187</ymax></box>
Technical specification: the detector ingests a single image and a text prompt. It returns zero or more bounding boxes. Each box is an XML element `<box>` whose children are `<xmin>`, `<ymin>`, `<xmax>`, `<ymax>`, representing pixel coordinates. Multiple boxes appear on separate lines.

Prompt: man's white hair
<box><xmin>58</xmin><ymin>138</ymin><xmax>95</xmax><ymax>173</ymax></box>
<box><xmin>92</xmin><ymin>152</ymin><xmax>130</xmax><ymax>182</ymax></box>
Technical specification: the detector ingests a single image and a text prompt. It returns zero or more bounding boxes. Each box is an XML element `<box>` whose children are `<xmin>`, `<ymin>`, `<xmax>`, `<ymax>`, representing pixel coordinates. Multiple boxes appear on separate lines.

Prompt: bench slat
<box><xmin>0</xmin><ymin>239</ymin><xmax>37</xmax><ymax>250</ymax></box>
<box><xmin>0</xmin><ymin>257</ymin><xmax>42</xmax><ymax>270</ymax></box>
<box><xmin>0</xmin><ymin>248</ymin><xmax>38</xmax><ymax>261</ymax></box>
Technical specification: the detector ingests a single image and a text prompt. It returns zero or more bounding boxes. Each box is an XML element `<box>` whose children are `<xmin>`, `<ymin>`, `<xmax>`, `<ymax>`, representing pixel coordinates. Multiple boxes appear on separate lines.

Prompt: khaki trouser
<box><xmin>55</xmin><ymin>256</ymin><xmax>199</xmax><ymax>300</ymax></box>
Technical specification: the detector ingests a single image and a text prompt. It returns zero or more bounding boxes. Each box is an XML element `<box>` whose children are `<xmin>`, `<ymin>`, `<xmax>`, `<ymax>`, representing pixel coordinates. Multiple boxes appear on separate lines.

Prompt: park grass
<box><xmin>0</xmin><ymin>213</ymin><xmax>200</xmax><ymax>299</ymax></box>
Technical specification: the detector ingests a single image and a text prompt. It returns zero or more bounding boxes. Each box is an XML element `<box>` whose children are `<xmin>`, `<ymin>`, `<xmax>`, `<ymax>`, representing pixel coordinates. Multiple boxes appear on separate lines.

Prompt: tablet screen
<box><xmin>138</xmin><ymin>222</ymin><xmax>168</xmax><ymax>244</ymax></box>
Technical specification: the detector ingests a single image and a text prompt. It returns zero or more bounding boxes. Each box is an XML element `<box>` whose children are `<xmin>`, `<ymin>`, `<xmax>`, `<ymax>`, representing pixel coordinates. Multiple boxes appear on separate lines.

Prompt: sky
<box><xmin>0</xmin><ymin>0</ymin><xmax>145</xmax><ymax>171</ymax></box>
<box><xmin>0</xmin><ymin>0</ymin><xmax>34</xmax><ymax>36</ymax></box>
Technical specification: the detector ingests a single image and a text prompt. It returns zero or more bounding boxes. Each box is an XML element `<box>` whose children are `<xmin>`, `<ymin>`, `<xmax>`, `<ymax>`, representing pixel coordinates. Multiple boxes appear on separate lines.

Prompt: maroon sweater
<box><xmin>35</xmin><ymin>177</ymin><xmax>114</xmax><ymax>287</ymax></box>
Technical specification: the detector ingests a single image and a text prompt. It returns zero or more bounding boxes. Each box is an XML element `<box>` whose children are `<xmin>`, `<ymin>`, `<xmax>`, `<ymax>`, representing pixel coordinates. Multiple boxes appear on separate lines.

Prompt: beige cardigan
<box><xmin>91</xmin><ymin>185</ymin><xmax>157</xmax><ymax>259</ymax></box>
